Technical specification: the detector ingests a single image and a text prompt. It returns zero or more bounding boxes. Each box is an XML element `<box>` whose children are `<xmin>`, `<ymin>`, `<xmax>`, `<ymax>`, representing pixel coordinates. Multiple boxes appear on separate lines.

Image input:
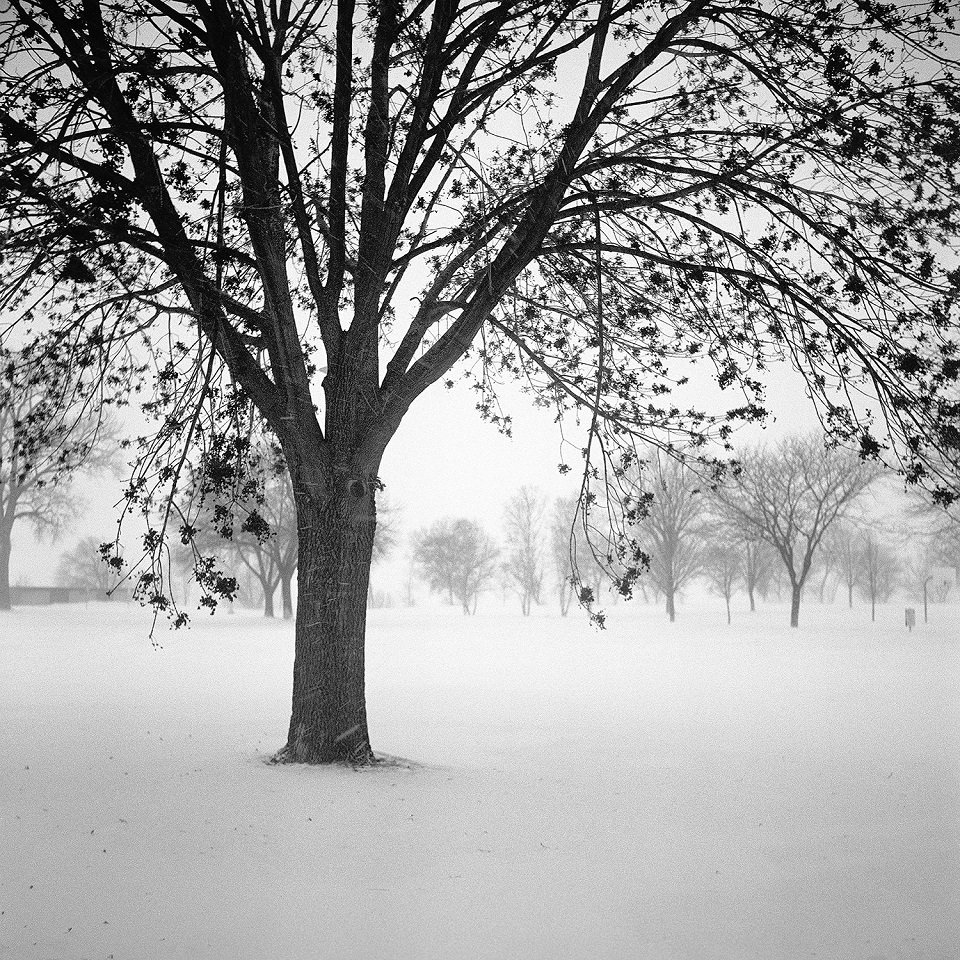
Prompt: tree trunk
<box><xmin>278</xmin><ymin>480</ymin><xmax>376</xmax><ymax>765</ymax></box>
<box><xmin>790</xmin><ymin>582</ymin><xmax>802</xmax><ymax>628</ymax></box>
<box><xmin>747</xmin><ymin>584</ymin><xmax>755</xmax><ymax>612</ymax></box>
<box><xmin>281</xmin><ymin>570</ymin><xmax>294</xmax><ymax>620</ymax></box>
<box><xmin>725</xmin><ymin>594</ymin><xmax>731</xmax><ymax>625</ymax></box>
<box><xmin>0</xmin><ymin>530</ymin><xmax>11</xmax><ymax>611</ymax></box>
<box><xmin>666</xmin><ymin>588</ymin><xmax>676</xmax><ymax>622</ymax></box>
<box><xmin>871</xmin><ymin>594</ymin><xmax>876</xmax><ymax>622</ymax></box>
<box><xmin>848</xmin><ymin>581</ymin><xmax>854</xmax><ymax>608</ymax></box>
<box><xmin>263</xmin><ymin>582</ymin><xmax>276</xmax><ymax>618</ymax></box>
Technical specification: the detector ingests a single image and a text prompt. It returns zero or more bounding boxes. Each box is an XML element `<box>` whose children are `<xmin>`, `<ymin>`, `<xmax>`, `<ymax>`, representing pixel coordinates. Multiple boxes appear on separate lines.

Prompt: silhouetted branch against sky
<box><xmin>1</xmin><ymin>0</ymin><xmax>959</xmax><ymax>612</ymax></box>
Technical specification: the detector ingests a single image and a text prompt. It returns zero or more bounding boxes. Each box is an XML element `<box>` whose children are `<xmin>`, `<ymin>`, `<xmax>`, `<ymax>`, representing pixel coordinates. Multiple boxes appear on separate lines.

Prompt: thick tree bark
<box><xmin>725</xmin><ymin>595</ymin><xmax>731</xmax><ymax>625</ymax></box>
<box><xmin>790</xmin><ymin>582</ymin><xmax>802</xmax><ymax>628</ymax></box>
<box><xmin>747</xmin><ymin>585</ymin><xmax>756</xmax><ymax>612</ymax></box>
<box><xmin>0</xmin><ymin>530</ymin><xmax>11</xmax><ymax>611</ymax></box>
<box><xmin>666</xmin><ymin>588</ymin><xmax>676</xmax><ymax>622</ymax></box>
<box><xmin>277</xmin><ymin>475</ymin><xmax>376</xmax><ymax>765</ymax></box>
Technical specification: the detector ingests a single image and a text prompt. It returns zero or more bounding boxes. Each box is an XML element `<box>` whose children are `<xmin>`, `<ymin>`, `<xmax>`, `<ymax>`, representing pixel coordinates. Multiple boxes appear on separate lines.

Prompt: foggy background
<box><xmin>10</xmin><ymin>358</ymin><xmax>826</xmax><ymax>604</ymax></box>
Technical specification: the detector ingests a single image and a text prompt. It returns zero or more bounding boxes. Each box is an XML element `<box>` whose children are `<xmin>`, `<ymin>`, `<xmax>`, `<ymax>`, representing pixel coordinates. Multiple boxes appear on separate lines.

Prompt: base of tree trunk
<box><xmin>790</xmin><ymin>584</ymin><xmax>802</xmax><ymax>628</ymax></box>
<box><xmin>0</xmin><ymin>540</ymin><xmax>11</xmax><ymax>611</ymax></box>
<box><xmin>271</xmin><ymin>750</ymin><xmax>421</xmax><ymax>772</ymax></box>
<box><xmin>270</xmin><ymin>741</ymin><xmax>378</xmax><ymax>767</ymax></box>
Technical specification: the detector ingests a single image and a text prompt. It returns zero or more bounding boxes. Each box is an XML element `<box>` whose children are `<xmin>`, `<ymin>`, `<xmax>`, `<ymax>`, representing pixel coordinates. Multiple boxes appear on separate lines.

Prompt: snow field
<box><xmin>1</xmin><ymin>600</ymin><xmax>958</xmax><ymax>960</ymax></box>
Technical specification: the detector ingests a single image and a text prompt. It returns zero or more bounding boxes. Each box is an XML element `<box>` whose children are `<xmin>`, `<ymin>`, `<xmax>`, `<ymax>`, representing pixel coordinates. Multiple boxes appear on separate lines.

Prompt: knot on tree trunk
<box><xmin>344</xmin><ymin>477</ymin><xmax>367</xmax><ymax>499</ymax></box>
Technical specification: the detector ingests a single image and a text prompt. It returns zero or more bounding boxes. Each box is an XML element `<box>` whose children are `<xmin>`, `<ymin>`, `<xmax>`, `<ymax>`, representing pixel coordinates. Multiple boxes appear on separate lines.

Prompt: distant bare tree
<box><xmin>901</xmin><ymin>538</ymin><xmax>953</xmax><ymax>622</ymax></box>
<box><xmin>56</xmin><ymin>535</ymin><xmax>120</xmax><ymax>596</ymax></box>
<box><xmin>403</xmin><ymin>557</ymin><xmax>417</xmax><ymax>609</ymax></box>
<box><xmin>368</xmin><ymin>496</ymin><xmax>399</xmax><ymax>608</ymax></box>
<box><xmin>412</xmin><ymin>519</ymin><xmax>458</xmax><ymax>607</ymax></box>
<box><xmin>549</xmin><ymin>495</ymin><xmax>604</xmax><ymax>616</ymax></box>
<box><xmin>713</xmin><ymin>435</ymin><xmax>880</xmax><ymax>627</ymax></box>
<box><xmin>503</xmin><ymin>487</ymin><xmax>546</xmax><ymax>616</ymax></box>
<box><xmin>704</xmin><ymin>515</ymin><xmax>771</xmax><ymax>611</ymax></box>
<box><xmin>373</xmin><ymin>498</ymin><xmax>399</xmax><ymax>564</ymax></box>
<box><xmin>549</xmin><ymin>497</ymin><xmax>576</xmax><ymax>617</ymax></box>
<box><xmin>899</xmin><ymin>495</ymin><xmax>960</xmax><ymax>620</ymax></box>
<box><xmin>858</xmin><ymin>532</ymin><xmax>900</xmax><ymax>622</ymax></box>
<box><xmin>572</xmin><ymin>521</ymin><xmax>607</xmax><ymax>608</ymax></box>
<box><xmin>266</xmin><ymin>471</ymin><xmax>298</xmax><ymax>618</ymax></box>
<box><xmin>185</xmin><ymin>440</ymin><xmax>297</xmax><ymax>619</ymax></box>
<box><xmin>701</xmin><ymin>535</ymin><xmax>740</xmax><ymax>625</ymax></box>
<box><xmin>0</xmin><ymin>341</ymin><xmax>118</xmax><ymax>609</ymax></box>
<box><xmin>827</xmin><ymin>520</ymin><xmax>863</xmax><ymax>609</ymax></box>
<box><xmin>631</xmin><ymin>449</ymin><xmax>705</xmax><ymax>622</ymax></box>
<box><xmin>906</xmin><ymin>495</ymin><xmax>960</xmax><ymax>571</ymax></box>
<box><xmin>413</xmin><ymin>518</ymin><xmax>499</xmax><ymax>615</ymax></box>
<box><xmin>810</xmin><ymin>548</ymin><xmax>839</xmax><ymax>604</ymax></box>
<box><xmin>229</xmin><ymin>526</ymin><xmax>281</xmax><ymax>617</ymax></box>
<box><xmin>764</xmin><ymin>564</ymin><xmax>787</xmax><ymax>603</ymax></box>
<box><xmin>223</xmin><ymin>462</ymin><xmax>297</xmax><ymax>619</ymax></box>
<box><xmin>740</xmin><ymin>536</ymin><xmax>772</xmax><ymax>613</ymax></box>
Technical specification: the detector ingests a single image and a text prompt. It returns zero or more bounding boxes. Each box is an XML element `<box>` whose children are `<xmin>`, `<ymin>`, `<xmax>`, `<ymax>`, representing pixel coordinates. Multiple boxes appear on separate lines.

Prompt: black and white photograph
<box><xmin>0</xmin><ymin>1</ymin><xmax>958</xmax><ymax>956</ymax></box>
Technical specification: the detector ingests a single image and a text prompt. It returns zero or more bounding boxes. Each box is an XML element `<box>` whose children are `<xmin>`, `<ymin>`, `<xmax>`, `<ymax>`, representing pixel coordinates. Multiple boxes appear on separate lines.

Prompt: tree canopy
<box><xmin>2</xmin><ymin>3</ymin><xmax>959</xmax><ymax>503</ymax></box>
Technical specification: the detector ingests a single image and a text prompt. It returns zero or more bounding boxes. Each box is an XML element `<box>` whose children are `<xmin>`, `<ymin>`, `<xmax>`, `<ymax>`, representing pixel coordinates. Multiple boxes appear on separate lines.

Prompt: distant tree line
<box><xmin>402</xmin><ymin>432</ymin><xmax>958</xmax><ymax>625</ymax></box>
<box><xmin>48</xmin><ymin>429</ymin><xmax>960</xmax><ymax>628</ymax></box>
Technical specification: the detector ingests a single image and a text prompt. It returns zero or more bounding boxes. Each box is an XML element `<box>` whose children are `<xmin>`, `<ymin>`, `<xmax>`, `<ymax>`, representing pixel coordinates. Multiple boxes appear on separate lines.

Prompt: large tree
<box><xmin>1</xmin><ymin>1</ymin><xmax>959</xmax><ymax>761</ymax></box>
<box><xmin>712</xmin><ymin>434</ymin><xmax>879</xmax><ymax>626</ymax></box>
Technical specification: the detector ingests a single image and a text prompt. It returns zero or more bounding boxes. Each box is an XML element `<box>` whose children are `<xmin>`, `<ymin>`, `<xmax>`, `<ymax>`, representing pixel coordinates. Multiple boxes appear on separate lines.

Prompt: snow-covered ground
<box><xmin>1</xmin><ymin>599</ymin><xmax>958</xmax><ymax>960</ymax></box>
